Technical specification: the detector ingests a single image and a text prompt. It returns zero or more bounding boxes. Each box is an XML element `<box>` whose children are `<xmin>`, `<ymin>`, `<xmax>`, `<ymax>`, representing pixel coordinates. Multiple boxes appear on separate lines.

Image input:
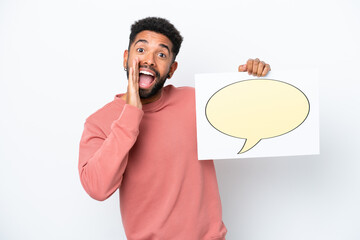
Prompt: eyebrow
<box><xmin>134</xmin><ymin>39</ymin><xmax>170</xmax><ymax>54</ymax></box>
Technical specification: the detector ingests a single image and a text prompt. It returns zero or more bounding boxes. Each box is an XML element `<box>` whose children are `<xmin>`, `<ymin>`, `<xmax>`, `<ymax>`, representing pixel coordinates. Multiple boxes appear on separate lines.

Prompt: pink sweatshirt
<box><xmin>79</xmin><ymin>85</ymin><xmax>227</xmax><ymax>240</ymax></box>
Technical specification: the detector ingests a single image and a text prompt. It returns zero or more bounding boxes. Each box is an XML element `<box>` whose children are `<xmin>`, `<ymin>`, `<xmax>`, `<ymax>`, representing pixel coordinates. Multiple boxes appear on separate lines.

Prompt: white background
<box><xmin>1</xmin><ymin>0</ymin><xmax>359</xmax><ymax>239</ymax></box>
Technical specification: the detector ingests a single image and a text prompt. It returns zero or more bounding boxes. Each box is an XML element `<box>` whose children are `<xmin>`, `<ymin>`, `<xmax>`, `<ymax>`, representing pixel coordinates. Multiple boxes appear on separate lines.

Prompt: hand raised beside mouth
<box><xmin>126</xmin><ymin>58</ymin><xmax>142</xmax><ymax>110</ymax></box>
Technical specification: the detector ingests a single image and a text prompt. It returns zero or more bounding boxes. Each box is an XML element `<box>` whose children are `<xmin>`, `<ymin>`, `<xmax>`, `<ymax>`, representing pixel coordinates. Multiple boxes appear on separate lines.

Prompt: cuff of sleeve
<box><xmin>111</xmin><ymin>104</ymin><xmax>144</xmax><ymax>134</ymax></box>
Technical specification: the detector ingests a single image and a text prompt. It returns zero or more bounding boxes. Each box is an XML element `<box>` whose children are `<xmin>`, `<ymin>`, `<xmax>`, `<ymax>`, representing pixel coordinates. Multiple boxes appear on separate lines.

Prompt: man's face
<box><xmin>124</xmin><ymin>30</ymin><xmax>178</xmax><ymax>100</ymax></box>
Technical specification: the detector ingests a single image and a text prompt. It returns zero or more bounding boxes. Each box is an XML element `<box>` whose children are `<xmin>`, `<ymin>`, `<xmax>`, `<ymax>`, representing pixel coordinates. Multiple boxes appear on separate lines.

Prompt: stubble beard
<box><xmin>138</xmin><ymin>76</ymin><xmax>167</xmax><ymax>99</ymax></box>
<box><xmin>126</xmin><ymin>62</ymin><xmax>170</xmax><ymax>99</ymax></box>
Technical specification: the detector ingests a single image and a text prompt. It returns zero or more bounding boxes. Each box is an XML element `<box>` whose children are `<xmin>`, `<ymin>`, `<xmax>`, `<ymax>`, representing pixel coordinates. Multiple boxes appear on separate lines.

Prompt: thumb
<box><xmin>238</xmin><ymin>64</ymin><xmax>247</xmax><ymax>72</ymax></box>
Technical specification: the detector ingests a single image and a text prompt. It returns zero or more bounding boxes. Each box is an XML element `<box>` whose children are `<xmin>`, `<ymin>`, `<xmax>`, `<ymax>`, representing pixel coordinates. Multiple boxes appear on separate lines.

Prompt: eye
<box><xmin>136</xmin><ymin>48</ymin><xmax>144</xmax><ymax>53</ymax></box>
<box><xmin>158</xmin><ymin>52</ymin><xmax>166</xmax><ymax>58</ymax></box>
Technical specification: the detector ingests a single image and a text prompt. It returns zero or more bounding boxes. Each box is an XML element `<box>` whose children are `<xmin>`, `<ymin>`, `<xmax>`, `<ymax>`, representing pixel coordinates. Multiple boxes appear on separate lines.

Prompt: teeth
<box><xmin>140</xmin><ymin>70</ymin><xmax>154</xmax><ymax>76</ymax></box>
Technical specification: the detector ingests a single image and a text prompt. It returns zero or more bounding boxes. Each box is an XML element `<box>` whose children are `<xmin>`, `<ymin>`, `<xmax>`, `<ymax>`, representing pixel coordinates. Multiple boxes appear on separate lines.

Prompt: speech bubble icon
<box><xmin>205</xmin><ymin>79</ymin><xmax>310</xmax><ymax>154</ymax></box>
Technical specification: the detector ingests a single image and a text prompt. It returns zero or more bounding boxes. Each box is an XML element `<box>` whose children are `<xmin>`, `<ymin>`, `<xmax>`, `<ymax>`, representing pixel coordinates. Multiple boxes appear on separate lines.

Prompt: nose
<box><xmin>142</xmin><ymin>52</ymin><xmax>155</xmax><ymax>66</ymax></box>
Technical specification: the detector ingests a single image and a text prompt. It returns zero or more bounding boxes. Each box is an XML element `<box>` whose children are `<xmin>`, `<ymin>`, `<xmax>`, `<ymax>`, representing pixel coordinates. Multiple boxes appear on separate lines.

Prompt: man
<box><xmin>78</xmin><ymin>17</ymin><xmax>270</xmax><ymax>240</ymax></box>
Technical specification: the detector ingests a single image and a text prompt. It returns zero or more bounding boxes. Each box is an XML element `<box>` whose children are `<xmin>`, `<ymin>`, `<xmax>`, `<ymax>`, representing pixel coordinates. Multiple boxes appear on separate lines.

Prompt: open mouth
<box><xmin>139</xmin><ymin>70</ymin><xmax>155</xmax><ymax>89</ymax></box>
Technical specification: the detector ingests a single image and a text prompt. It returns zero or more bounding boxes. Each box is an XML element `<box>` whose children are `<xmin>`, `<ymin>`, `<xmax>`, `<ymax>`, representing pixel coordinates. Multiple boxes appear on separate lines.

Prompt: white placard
<box><xmin>195</xmin><ymin>69</ymin><xmax>319</xmax><ymax>160</ymax></box>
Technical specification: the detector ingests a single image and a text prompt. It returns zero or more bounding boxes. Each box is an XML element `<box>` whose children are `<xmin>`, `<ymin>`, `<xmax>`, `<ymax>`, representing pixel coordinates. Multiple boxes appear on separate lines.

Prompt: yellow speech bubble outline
<box><xmin>205</xmin><ymin>79</ymin><xmax>310</xmax><ymax>154</ymax></box>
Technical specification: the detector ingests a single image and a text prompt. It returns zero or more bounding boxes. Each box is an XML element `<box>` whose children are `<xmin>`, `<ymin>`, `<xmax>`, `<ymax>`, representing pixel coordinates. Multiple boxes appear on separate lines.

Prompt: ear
<box><xmin>123</xmin><ymin>50</ymin><xmax>128</xmax><ymax>70</ymax></box>
<box><xmin>167</xmin><ymin>61</ymin><xmax>178</xmax><ymax>79</ymax></box>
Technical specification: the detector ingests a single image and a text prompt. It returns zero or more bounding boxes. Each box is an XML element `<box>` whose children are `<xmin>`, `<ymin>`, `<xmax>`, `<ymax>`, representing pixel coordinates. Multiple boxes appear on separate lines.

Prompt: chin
<box><xmin>139</xmin><ymin>90</ymin><xmax>153</xmax><ymax>99</ymax></box>
<box><xmin>139</xmin><ymin>79</ymin><xmax>166</xmax><ymax>99</ymax></box>
<box><xmin>139</xmin><ymin>86</ymin><xmax>158</xmax><ymax>99</ymax></box>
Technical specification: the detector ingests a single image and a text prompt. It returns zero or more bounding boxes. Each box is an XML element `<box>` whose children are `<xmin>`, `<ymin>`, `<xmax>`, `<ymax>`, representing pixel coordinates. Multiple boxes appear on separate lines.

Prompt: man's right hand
<box><xmin>126</xmin><ymin>59</ymin><xmax>142</xmax><ymax>110</ymax></box>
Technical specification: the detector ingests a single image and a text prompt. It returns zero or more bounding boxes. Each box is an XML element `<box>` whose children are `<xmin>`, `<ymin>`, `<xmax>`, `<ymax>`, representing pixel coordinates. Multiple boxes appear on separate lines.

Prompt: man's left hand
<box><xmin>238</xmin><ymin>58</ymin><xmax>271</xmax><ymax>77</ymax></box>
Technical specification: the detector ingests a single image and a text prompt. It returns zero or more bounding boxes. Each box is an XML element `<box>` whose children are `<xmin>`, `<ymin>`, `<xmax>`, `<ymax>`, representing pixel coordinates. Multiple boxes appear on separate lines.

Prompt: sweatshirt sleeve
<box><xmin>78</xmin><ymin>104</ymin><xmax>144</xmax><ymax>201</ymax></box>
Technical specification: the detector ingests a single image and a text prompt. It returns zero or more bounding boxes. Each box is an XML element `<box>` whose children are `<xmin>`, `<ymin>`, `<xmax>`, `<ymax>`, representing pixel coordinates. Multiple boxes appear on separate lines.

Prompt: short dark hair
<box><xmin>129</xmin><ymin>17</ymin><xmax>183</xmax><ymax>61</ymax></box>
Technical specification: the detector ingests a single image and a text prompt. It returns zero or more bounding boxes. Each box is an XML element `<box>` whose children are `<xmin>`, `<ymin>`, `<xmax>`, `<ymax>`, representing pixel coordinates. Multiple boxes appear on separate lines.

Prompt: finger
<box><xmin>246</xmin><ymin>59</ymin><xmax>253</xmax><ymax>75</ymax></box>
<box><xmin>127</xmin><ymin>67</ymin><xmax>133</xmax><ymax>98</ymax></box>
<box><xmin>261</xmin><ymin>64</ymin><xmax>271</xmax><ymax>76</ymax></box>
<box><xmin>257</xmin><ymin>61</ymin><xmax>265</xmax><ymax>77</ymax></box>
<box><xmin>238</xmin><ymin>64</ymin><xmax>247</xmax><ymax>72</ymax></box>
<box><xmin>135</xmin><ymin>59</ymin><xmax>140</xmax><ymax>88</ymax></box>
<box><xmin>131</xmin><ymin>63</ymin><xmax>135</xmax><ymax>90</ymax></box>
<box><xmin>132</xmin><ymin>59</ymin><xmax>139</xmax><ymax>90</ymax></box>
<box><xmin>128</xmin><ymin>63</ymin><xmax>136</xmax><ymax>95</ymax></box>
<box><xmin>252</xmin><ymin>58</ymin><xmax>259</xmax><ymax>76</ymax></box>
<box><xmin>134</xmin><ymin>58</ymin><xmax>139</xmax><ymax>77</ymax></box>
<box><xmin>128</xmin><ymin>66</ymin><xmax>133</xmax><ymax>87</ymax></box>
